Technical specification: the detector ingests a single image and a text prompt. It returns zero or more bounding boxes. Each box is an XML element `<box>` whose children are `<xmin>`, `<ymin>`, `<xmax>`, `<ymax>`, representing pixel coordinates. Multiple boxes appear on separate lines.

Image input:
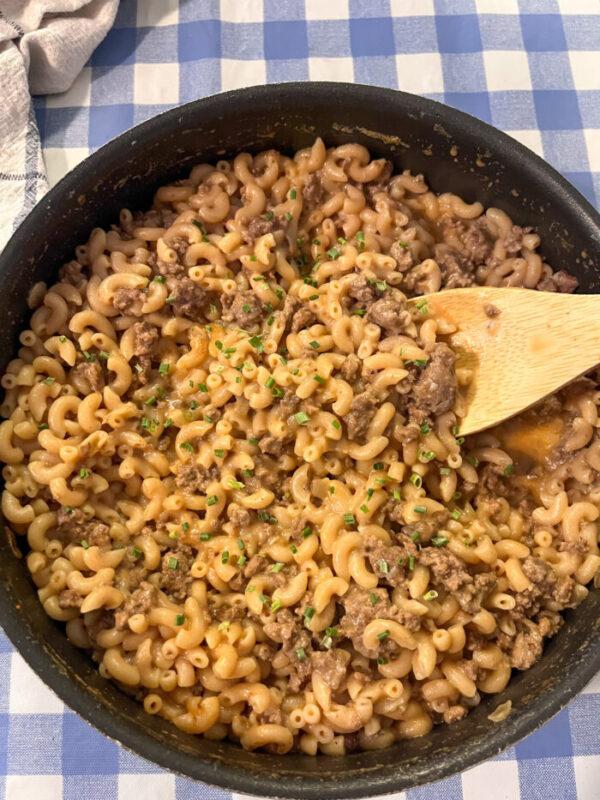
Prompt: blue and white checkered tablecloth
<box><xmin>1</xmin><ymin>1</ymin><xmax>600</xmax><ymax>798</ymax></box>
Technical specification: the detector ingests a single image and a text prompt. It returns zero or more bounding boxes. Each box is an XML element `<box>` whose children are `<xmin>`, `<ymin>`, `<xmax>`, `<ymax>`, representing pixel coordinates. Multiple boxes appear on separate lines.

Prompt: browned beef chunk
<box><xmin>259</xmin><ymin>434</ymin><xmax>288</xmax><ymax>457</ymax></box>
<box><xmin>263</xmin><ymin>609</ymin><xmax>297</xmax><ymax>644</ymax></box>
<box><xmin>56</xmin><ymin>507</ymin><xmax>111</xmax><ymax>548</ymax></box>
<box><xmin>157</xmin><ymin>258</ymin><xmax>185</xmax><ymax>278</ymax></box>
<box><xmin>243</xmin><ymin>554</ymin><xmax>264</xmax><ymax>580</ymax></box>
<box><xmin>462</xmin><ymin>217</ymin><xmax>493</xmax><ymax>263</ymax></box>
<box><xmin>246</xmin><ymin>454</ymin><xmax>284</xmax><ymax>493</ymax></box>
<box><xmin>58</xmin><ymin>589</ymin><xmax>83</xmax><ymax>609</ymax></box>
<box><xmin>70</xmin><ymin>360</ymin><xmax>105</xmax><ymax>392</ymax></box>
<box><xmin>160</xmin><ymin>545</ymin><xmax>193</xmax><ymax>601</ymax></box>
<box><xmin>133</xmin><ymin>208</ymin><xmax>177</xmax><ymax>230</ymax></box>
<box><xmin>247</xmin><ymin>214</ymin><xmax>282</xmax><ymax>240</ymax></box>
<box><xmin>510</xmin><ymin>626</ymin><xmax>543</xmax><ymax>670</ymax></box>
<box><xmin>132</xmin><ymin>321</ymin><xmax>159</xmax><ymax>357</ymax></box>
<box><xmin>113</xmin><ymin>287</ymin><xmax>145</xmax><ymax>316</ymax></box>
<box><xmin>339</xmin><ymin>585</ymin><xmax>420</xmax><ymax>659</ymax></box>
<box><xmin>364</xmin><ymin>161</ymin><xmax>393</xmax><ymax>201</ymax></box>
<box><xmin>366</xmin><ymin>293</ymin><xmax>411</xmax><ymax>335</ymax></box>
<box><xmin>175</xmin><ymin>463</ymin><xmax>219</xmax><ymax>494</ymax></box>
<box><xmin>340</xmin><ymin>353</ymin><xmax>362</xmax><ymax>383</ymax></box>
<box><xmin>302</xmin><ymin>173</ymin><xmax>324</xmax><ymax>205</ymax></box>
<box><xmin>433</xmin><ymin>243</ymin><xmax>475</xmax><ymax>288</ymax></box>
<box><xmin>389</xmin><ymin>241</ymin><xmax>414</xmax><ymax>270</ymax></box>
<box><xmin>114</xmin><ymin>581</ymin><xmax>158</xmax><ymax>631</ymax></box>
<box><xmin>262</xmin><ymin>609</ymin><xmax>313</xmax><ymax>691</ymax></box>
<box><xmin>221</xmin><ymin>291</ymin><xmax>263</xmax><ymax>326</ymax></box>
<box><xmin>512</xmin><ymin>557</ymin><xmax>575</xmax><ymax>616</ymax></box>
<box><xmin>276</xmin><ymin>388</ymin><xmax>301</xmax><ymax>418</ymax></box>
<box><xmin>59</xmin><ymin>260</ymin><xmax>84</xmax><ymax>286</ymax></box>
<box><xmin>364</xmin><ymin>536</ymin><xmax>415</xmax><ymax>590</ymax></box>
<box><xmin>279</xmin><ymin>295</ymin><xmax>317</xmax><ymax>336</ymax></box>
<box><xmin>552</xmin><ymin>270</ymin><xmax>578</xmax><ymax>293</ymax></box>
<box><xmin>344</xmin><ymin>391</ymin><xmax>377</xmax><ymax>441</ymax></box>
<box><xmin>168</xmin><ymin>277</ymin><xmax>206</xmax><ymax>321</ymax></box>
<box><xmin>291</xmin><ymin>304</ymin><xmax>317</xmax><ymax>334</ymax></box>
<box><xmin>227</xmin><ymin>505</ymin><xmax>251</xmax><ymax>528</ymax></box>
<box><xmin>503</xmin><ymin>224</ymin><xmax>532</xmax><ymax>254</ymax></box>
<box><xmin>131</xmin><ymin>321</ymin><xmax>159</xmax><ymax>384</ymax></box>
<box><xmin>409</xmin><ymin>343</ymin><xmax>456</xmax><ymax>418</ymax></box>
<box><xmin>348</xmin><ymin>275</ymin><xmax>381</xmax><ymax>306</ymax></box>
<box><xmin>311</xmin><ymin>650</ymin><xmax>348</xmax><ymax>692</ymax></box>
<box><xmin>537</xmin><ymin>269</ymin><xmax>578</xmax><ymax>293</ymax></box>
<box><xmin>418</xmin><ymin>547</ymin><xmax>496</xmax><ymax>613</ymax></box>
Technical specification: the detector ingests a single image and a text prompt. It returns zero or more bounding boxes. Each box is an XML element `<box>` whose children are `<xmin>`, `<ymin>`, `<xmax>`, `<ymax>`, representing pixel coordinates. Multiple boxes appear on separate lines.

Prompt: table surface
<box><xmin>3</xmin><ymin>1</ymin><xmax>600</xmax><ymax>798</ymax></box>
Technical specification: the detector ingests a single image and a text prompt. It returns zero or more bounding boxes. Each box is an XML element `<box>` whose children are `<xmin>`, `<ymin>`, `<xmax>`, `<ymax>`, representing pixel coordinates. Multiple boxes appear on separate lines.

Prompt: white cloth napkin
<box><xmin>0</xmin><ymin>0</ymin><xmax>118</xmax><ymax>251</ymax></box>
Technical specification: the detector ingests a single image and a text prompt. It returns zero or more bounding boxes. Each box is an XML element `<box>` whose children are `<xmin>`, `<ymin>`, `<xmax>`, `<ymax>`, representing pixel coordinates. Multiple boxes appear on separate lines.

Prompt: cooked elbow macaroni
<box><xmin>1</xmin><ymin>140</ymin><xmax>594</xmax><ymax>754</ymax></box>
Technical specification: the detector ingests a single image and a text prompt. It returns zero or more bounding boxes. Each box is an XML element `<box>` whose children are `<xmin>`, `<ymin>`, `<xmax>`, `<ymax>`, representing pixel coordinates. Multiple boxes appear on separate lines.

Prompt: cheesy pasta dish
<box><xmin>1</xmin><ymin>138</ymin><xmax>597</xmax><ymax>755</ymax></box>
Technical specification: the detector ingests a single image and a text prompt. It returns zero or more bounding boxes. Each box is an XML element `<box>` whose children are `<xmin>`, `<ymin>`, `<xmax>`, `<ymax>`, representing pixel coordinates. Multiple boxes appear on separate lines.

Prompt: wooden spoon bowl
<box><xmin>409</xmin><ymin>287</ymin><xmax>600</xmax><ymax>436</ymax></box>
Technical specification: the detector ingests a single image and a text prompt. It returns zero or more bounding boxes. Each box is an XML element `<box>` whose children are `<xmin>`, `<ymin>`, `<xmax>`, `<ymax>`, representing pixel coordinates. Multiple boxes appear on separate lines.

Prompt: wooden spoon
<box><xmin>407</xmin><ymin>287</ymin><xmax>600</xmax><ymax>436</ymax></box>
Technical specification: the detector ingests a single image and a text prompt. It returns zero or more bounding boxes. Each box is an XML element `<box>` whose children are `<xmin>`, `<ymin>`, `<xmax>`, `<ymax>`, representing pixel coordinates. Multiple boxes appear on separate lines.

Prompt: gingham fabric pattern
<box><xmin>2</xmin><ymin>1</ymin><xmax>600</xmax><ymax>798</ymax></box>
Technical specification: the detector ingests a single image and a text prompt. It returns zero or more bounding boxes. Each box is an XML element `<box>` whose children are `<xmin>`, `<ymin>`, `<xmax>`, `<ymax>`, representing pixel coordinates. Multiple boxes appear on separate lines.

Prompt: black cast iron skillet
<box><xmin>1</xmin><ymin>83</ymin><xmax>600</xmax><ymax>798</ymax></box>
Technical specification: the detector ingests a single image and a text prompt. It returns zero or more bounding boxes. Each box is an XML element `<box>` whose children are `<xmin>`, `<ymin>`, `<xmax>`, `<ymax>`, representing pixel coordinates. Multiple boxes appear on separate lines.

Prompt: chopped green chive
<box><xmin>410</xmin><ymin>473</ymin><xmax>422</xmax><ymax>488</ymax></box>
<box><xmin>294</xmin><ymin>411</ymin><xmax>310</xmax><ymax>425</ymax></box>
<box><xmin>343</xmin><ymin>514</ymin><xmax>355</xmax><ymax>526</ymax></box>
<box><xmin>377</xmin><ymin>629</ymin><xmax>390</xmax><ymax>640</ymax></box>
<box><xmin>174</xmin><ymin>614</ymin><xmax>185</xmax><ymax>626</ymax></box>
<box><xmin>167</xmin><ymin>557</ymin><xmax>179</xmax><ymax>570</ymax></box>
<box><xmin>206</xmin><ymin>495</ymin><xmax>218</xmax><ymax>506</ymax></box>
<box><xmin>414</xmin><ymin>505</ymin><xmax>427</xmax><ymax>515</ymax></box>
<box><xmin>504</xmin><ymin>464</ymin><xmax>515</xmax><ymax>475</ymax></box>
<box><xmin>296</xmin><ymin>647</ymin><xmax>306</xmax><ymax>660</ymax></box>
<box><xmin>370</xmin><ymin>593</ymin><xmax>378</xmax><ymax>606</ymax></box>
<box><xmin>432</xmin><ymin>536</ymin><xmax>449</xmax><ymax>547</ymax></box>
<box><xmin>423</xmin><ymin>590</ymin><xmax>438</xmax><ymax>601</ymax></box>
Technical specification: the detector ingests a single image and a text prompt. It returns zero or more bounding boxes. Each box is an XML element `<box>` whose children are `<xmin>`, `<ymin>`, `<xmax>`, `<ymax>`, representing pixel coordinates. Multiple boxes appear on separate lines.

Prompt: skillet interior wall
<box><xmin>0</xmin><ymin>84</ymin><xmax>599</xmax><ymax>798</ymax></box>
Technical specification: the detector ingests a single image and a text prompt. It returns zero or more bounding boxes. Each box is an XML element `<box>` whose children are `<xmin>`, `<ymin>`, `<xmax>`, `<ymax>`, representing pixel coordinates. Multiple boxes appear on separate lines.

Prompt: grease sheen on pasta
<box><xmin>1</xmin><ymin>139</ymin><xmax>595</xmax><ymax>755</ymax></box>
